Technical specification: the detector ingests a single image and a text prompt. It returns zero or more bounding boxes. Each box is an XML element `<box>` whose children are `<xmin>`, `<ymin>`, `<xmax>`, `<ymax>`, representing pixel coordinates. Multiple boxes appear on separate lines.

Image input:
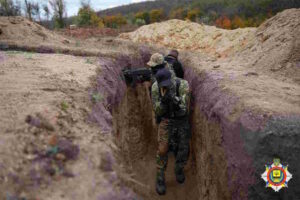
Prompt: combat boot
<box><xmin>175</xmin><ymin>166</ymin><xmax>185</xmax><ymax>184</ymax></box>
<box><xmin>156</xmin><ymin>170</ymin><xmax>166</xmax><ymax>195</ymax></box>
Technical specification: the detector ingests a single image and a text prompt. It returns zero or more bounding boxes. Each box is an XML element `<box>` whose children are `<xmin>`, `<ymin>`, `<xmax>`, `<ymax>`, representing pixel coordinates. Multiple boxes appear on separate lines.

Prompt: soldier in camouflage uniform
<box><xmin>151</xmin><ymin>68</ymin><xmax>191</xmax><ymax>195</ymax></box>
<box><xmin>147</xmin><ymin>53</ymin><xmax>176</xmax><ymax>83</ymax></box>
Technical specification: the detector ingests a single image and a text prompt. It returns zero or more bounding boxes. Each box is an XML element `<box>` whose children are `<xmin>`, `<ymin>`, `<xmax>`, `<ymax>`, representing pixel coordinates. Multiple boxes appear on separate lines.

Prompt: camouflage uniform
<box><xmin>147</xmin><ymin>53</ymin><xmax>176</xmax><ymax>84</ymax></box>
<box><xmin>151</xmin><ymin>76</ymin><xmax>191</xmax><ymax>180</ymax></box>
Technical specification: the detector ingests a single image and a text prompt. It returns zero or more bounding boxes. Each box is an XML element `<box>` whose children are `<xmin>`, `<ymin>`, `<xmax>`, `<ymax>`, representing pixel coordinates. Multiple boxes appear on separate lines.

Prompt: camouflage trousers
<box><xmin>156</xmin><ymin>117</ymin><xmax>191</xmax><ymax>176</ymax></box>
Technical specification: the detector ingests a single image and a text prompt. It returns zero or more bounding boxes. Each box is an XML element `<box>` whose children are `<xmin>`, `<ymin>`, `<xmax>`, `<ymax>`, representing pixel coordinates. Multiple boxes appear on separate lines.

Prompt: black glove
<box><xmin>161</xmin><ymin>94</ymin><xmax>170</xmax><ymax>104</ymax></box>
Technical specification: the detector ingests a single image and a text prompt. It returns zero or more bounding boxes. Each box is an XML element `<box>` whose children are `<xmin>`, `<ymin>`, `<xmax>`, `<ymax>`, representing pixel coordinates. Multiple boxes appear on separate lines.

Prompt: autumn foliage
<box><xmin>149</xmin><ymin>9</ymin><xmax>164</xmax><ymax>23</ymax></box>
<box><xmin>103</xmin><ymin>14</ymin><xmax>127</xmax><ymax>28</ymax></box>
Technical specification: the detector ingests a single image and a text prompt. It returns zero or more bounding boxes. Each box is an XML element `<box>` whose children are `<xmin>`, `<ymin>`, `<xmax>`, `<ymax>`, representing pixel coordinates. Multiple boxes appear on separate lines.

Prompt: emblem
<box><xmin>261</xmin><ymin>158</ymin><xmax>292</xmax><ymax>192</ymax></box>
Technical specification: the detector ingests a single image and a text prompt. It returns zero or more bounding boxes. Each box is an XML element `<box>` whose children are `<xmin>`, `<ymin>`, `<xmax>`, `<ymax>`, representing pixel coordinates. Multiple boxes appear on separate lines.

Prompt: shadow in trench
<box><xmin>113</xmin><ymin>84</ymin><xmax>200</xmax><ymax>200</ymax></box>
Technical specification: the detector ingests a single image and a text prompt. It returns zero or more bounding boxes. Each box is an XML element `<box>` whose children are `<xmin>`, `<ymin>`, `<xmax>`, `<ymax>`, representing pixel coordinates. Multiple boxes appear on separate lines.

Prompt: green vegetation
<box><xmin>97</xmin><ymin>0</ymin><xmax>300</xmax><ymax>29</ymax></box>
<box><xmin>91</xmin><ymin>92</ymin><xmax>103</xmax><ymax>103</ymax></box>
<box><xmin>61</xmin><ymin>101</ymin><xmax>69</xmax><ymax>111</ymax></box>
<box><xmin>76</xmin><ymin>4</ymin><xmax>104</xmax><ymax>28</ymax></box>
<box><xmin>85</xmin><ymin>58</ymin><xmax>94</xmax><ymax>64</ymax></box>
<box><xmin>1</xmin><ymin>0</ymin><xmax>299</xmax><ymax>29</ymax></box>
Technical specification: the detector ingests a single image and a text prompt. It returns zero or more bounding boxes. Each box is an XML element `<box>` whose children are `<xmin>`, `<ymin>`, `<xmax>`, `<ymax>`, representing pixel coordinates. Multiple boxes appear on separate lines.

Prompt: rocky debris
<box><xmin>29</xmin><ymin>137</ymin><xmax>79</xmax><ymax>179</ymax></box>
<box><xmin>25</xmin><ymin>113</ymin><xmax>55</xmax><ymax>132</ymax></box>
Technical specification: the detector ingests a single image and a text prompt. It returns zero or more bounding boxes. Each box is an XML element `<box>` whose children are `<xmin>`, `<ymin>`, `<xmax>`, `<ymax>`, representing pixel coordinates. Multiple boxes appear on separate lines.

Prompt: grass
<box><xmin>6</xmin><ymin>51</ymin><xmax>23</xmax><ymax>54</ymax></box>
<box><xmin>86</xmin><ymin>58</ymin><xmax>94</xmax><ymax>64</ymax></box>
<box><xmin>92</xmin><ymin>92</ymin><xmax>104</xmax><ymax>103</ymax></box>
<box><xmin>24</xmin><ymin>52</ymin><xmax>33</xmax><ymax>59</ymax></box>
<box><xmin>61</xmin><ymin>101</ymin><xmax>69</xmax><ymax>111</ymax></box>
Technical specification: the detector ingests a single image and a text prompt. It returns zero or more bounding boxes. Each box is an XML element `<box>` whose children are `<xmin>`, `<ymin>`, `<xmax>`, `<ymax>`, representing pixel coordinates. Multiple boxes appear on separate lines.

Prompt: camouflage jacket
<box><xmin>151</xmin><ymin>78</ymin><xmax>190</xmax><ymax>118</ymax></box>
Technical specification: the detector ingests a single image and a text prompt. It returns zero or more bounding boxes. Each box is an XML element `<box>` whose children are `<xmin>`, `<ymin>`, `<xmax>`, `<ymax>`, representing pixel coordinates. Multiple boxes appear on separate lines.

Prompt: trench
<box><xmin>90</xmin><ymin>48</ymin><xmax>231</xmax><ymax>200</ymax></box>
<box><xmin>1</xmin><ymin>39</ymin><xmax>299</xmax><ymax>199</ymax></box>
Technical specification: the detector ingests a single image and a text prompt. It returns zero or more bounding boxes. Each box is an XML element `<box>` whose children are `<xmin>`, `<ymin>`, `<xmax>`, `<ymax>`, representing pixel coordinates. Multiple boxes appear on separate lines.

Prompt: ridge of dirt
<box><xmin>120</xmin><ymin>19</ymin><xmax>256</xmax><ymax>58</ymax></box>
<box><xmin>0</xmin><ymin>17</ymin><xmax>69</xmax><ymax>46</ymax></box>
<box><xmin>0</xmin><ymin>16</ymin><xmax>152</xmax><ymax>58</ymax></box>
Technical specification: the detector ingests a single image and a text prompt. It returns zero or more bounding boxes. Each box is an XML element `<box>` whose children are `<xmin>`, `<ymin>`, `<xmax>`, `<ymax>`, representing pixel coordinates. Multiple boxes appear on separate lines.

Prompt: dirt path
<box><xmin>129</xmin><ymin>145</ymin><xmax>199</xmax><ymax>200</ymax></box>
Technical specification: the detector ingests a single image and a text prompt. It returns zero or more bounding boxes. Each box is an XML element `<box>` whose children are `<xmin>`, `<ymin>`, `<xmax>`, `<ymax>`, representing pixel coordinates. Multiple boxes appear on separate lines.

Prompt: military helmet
<box><xmin>147</xmin><ymin>53</ymin><xmax>166</xmax><ymax>67</ymax></box>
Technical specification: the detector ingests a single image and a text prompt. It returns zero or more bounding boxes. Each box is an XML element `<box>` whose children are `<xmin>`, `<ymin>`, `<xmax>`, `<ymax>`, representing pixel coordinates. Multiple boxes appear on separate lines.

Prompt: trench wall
<box><xmin>183</xmin><ymin>59</ymin><xmax>300</xmax><ymax>200</ymax></box>
<box><xmin>91</xmin><ymin>49</ymin><xmax>300</xmax><ymax>200</ymax></box>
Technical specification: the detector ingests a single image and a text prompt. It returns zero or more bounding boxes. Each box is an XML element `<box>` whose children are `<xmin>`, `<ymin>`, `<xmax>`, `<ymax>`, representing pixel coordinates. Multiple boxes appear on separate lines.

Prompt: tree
<box><xmin>169</xmin><ymin>7</ymin><xmax>187</xmax><ymax>20</ymax></box>
<box><xmin>43</xmin><ymin>4</ymin><xmax>50</xmax><ymax>21</ymax></box>
<box><xmin>149</xmin><ymin>9</ymin><xmax>164</xmax><ymax>23</ymax></box>
<box><xmin>49</xmin><ymin>0</ymin><xmax>66</xmax><ymax>29</ymax></box>
<box><xmin>232</xmin><ymin>15</ymin><xmax>245</xmax><ymax>29</ymax></box>
<box><xmin>24</xmin><ymin>0</ymin><xmax>33</xmax><ymax>20</ymax></box>
<box><xmin>0</xmin><ymin>0</ymin><xmax>20</xmax><ymax>16</ymax></box>
<box><xmin>103</xmin><ymin>14</ymin><xmax>127</xmax><ymax>28</ymax></box>
<box><xmin>215</xmin><ymin>15</ymin><xmax>232</xmax><ymax>29</ymax></box>
<box><xmin>76</xmin><ymin>2</ymin><xmax>104</xmax><ymax>28</ymax></box>
<box><xmin>32</xmin><ymin>2</ymin><xmax>40</xmax><ymax>21</ymax></box>
<box><xmin>135</xmin><ymin>18</ymin><xmax>145</xmax><ymax>26</ymax></box>
<box><xmin>222</xmin><ymin>16</ymin><xmax>231</xmax><ymax>29</ymax></box>
<box><xmin>186</xmin><ymin>9</ymin><xmax>201</xmax><ymax>22</ymax></box>
<box><xmin>135</xmin><ymin>11</ymin><xmax>150</xmax><ymax>24</ymax></box>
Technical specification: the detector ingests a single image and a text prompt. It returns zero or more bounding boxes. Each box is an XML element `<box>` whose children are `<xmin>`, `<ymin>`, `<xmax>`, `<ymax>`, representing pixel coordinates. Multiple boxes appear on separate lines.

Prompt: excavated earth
<box><xmin>0</xmin><ymin>8</ymin><xmax>300</xmax><ymax>200</ymax></box>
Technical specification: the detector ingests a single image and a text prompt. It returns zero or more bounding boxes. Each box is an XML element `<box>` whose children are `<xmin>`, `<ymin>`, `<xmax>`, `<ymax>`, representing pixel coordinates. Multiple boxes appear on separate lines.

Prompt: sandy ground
<box><xmin>0</xmin><ymin>51</ymin><xmax>133</xmax><ymax>199</ymax></box>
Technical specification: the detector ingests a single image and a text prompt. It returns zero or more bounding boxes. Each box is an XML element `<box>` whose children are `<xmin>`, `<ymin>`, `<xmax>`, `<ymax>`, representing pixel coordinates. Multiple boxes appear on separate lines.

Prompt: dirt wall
<box><xmin>182</xmin><ymin>58</ymin><xmax>300</xmax><ymax>200</ymax></box>
<box><xmin>99</xmin><ymin>52</ymin><xmax>300</xmax><ymax>200</ymax></box>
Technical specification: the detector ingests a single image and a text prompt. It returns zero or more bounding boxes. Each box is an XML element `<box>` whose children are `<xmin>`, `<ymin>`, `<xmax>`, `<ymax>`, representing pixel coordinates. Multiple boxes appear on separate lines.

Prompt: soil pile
<box><xmin>120</xmin><ymin>19</ymin><xmax>256</xmax><ymax>57</ymax></box>
<box><xmin>0</xmin><ymin>16</ymin><xmax>70</xmax><ymax>46</ymax></box>
<box><xmin>237</xmin><ymin>8</ymin><xmax>300</xmax><ymax>82</ymax></box>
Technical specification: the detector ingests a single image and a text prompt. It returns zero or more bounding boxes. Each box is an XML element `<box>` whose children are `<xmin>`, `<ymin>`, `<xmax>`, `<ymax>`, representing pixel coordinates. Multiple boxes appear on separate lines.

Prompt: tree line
<box><xmin>1</xmin><ymin>0</ymin><xmax>300</xmax><ymax>30</ymax></box>
<box><xmin>0</xmin><ymin>0</ymin><xmax>66</xmax><ymax>29</ymax></box>
<box><xmin>99</xmin><ymin>0</ymin><xmax>300</xmax><ymax>29</ymax></box>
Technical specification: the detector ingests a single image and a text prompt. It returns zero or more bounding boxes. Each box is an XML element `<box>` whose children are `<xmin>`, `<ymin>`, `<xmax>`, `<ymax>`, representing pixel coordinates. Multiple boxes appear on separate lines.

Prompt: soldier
<box><xmin>147</xmin><ymin>53</ymin><xmax>176</xmax><ymax>83</ymax></box>
<box><xmin>151</xmin><ymin>68</ymin><xmax>191</xmax><ymax>195</ymax></box>
<box><xmin>165</xmin><ymin>49</ymin><xmax>184</xmax><ymax>79</ymax></box>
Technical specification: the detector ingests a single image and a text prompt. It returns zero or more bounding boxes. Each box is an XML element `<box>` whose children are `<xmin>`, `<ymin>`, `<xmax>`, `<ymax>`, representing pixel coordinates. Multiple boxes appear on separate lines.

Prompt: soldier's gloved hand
<box><xmin>172</xmin><ymin>96</ymin><xmax>181</xmax><ymax>106</ymax></box>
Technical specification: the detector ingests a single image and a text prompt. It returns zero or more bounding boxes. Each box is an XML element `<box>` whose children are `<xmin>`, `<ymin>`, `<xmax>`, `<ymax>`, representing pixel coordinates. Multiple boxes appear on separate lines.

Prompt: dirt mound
<box><xmin>0</xmin><ymin>16</ymin><xmax>70</xmax><ymax>46</ymax></box>
<box><xmin>120</xmin><ymin>19</ymin><xmax>256</xmax><ymax>57</ymax></box>
<box><xmin>237</xmin><ymin>8</ymin><xmax>300</xmax><ymax>83</ymax></box>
